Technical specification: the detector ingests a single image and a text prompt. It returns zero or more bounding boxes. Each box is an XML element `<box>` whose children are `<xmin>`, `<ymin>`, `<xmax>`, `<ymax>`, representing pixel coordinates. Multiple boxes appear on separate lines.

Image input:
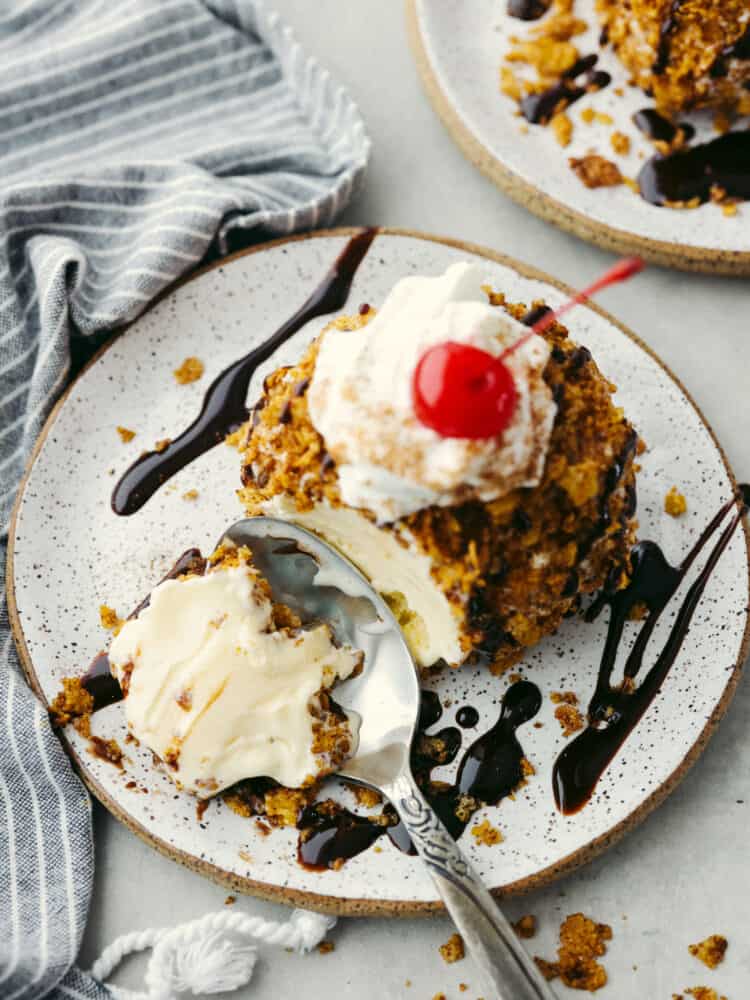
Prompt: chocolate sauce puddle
<box><xmin>520</xmin><ymin>54</ymin><xmax>611</xmax><ymax>125</ymax></box>
<box><xmin>553</xmin><ymin>486</ymin><xmax>749</xmax><ymax>815</ymax></box>
<box><xmin>111</xmin><ymin>228</ymin><xmax>378</xmax><ymax>515</ymax></box>
<box><xmin>297</xmin><ymin>680</ymin><xmax>541</xmax><ymax>870</ymax></box>
<box><xmin>638</xmin><ymin>131</ymin><xmax>750</xmax><ymax>207</ymax></box>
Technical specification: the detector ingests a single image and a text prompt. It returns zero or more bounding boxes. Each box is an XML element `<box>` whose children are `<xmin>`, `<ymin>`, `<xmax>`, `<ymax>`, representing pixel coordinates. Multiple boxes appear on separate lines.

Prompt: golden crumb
<box><xmin>507</xmin><ymin>37</ymin><xmax>580</xmax><ymax>77</ymax></box>
<box><xmin>173</xmin><ymin>356</ymin><xmax>204</xmax><ymax>384</ymax></box>
<box><xmin>551</xmin><ymin>112</ymin><xmax>573</xmax><ymax>147</ymax></box>
<box><xmin>317</xmin><ymin>940</ymin><xmax>335</xmax><ymax>955</ymax></box>
<box><xmin>551</xmin><ymin>691</ymin><xmax>578</xmax><ymax>705</ymax></box>
<box><xmin>471</xmin><ymin>819</ymin><xmax>504</xmax><ymax>846</ymax></box>
<box><xmin>623</xmin><ymin>176</ymin><xmax>640</xmax><ymax>193</ymax></box>
<box><xmin>513</xmin><ymin>915</ymin><xmax>538</xmax><ymax>939</ymax></box>
<box><xmin>346</xmin><ymin>782</ymin><xmax>383</xmax><ymax>809</ymax></box>
<box><xmin>405</xmin><ymin>980</ymin><xmax>411</xmax><ymax>988</ymax></box>
<box><xmin>99</xmin><ymin>604</ymin><xmax>123</xmax><ymax>632</ymax></box>
<box><xmin>432</xmin><ymin>994</ymin><xmax>446</xmax><ymax>1000</ymax></box>
<box><xmin>665</xmin><ymin>486</ymin><xmax>688</xmax><ymax>517</ymax></box>
<box><xmin>238</xmin><ymin>850</ymin><xmax>253</xmax><ymax>864</ymax></box>
<box><xmin>154</xmin><ymin>438</ymin><xmax>171</xmax><ymax>453</ymax></box>
<box><xmin>722</xmin><ymin>203</ymin><xmax>739</xmax><ymax>217</ymax></box>
<box><xmin>569</xmin><ymin>154</ymin><xmax>623</xmax><ymax>188</ymax></box>
<box><xmin>439</xmin><ymin>933</ymin><xmax>465</xmax><ymax>964</ymax></box>
<box><xmin>555</xmin><ymin>704</ymin><xmax>585</xmax><ymax>737</ymax></box>
<box><xmin>224</xmin><ymin>895</ymin><xmax>236</xmax><ymax>905</ymax></box>
<box><xmin>580</xmin><ymin>108</ymin><xmax>613</xmax><ymax>126</ymax></box>
<box><xmin>535</xmin><ymin>913</ymin><xmax>612</xmax><ymax>991</ymax></box>
<box><xmin>688</xmin><ymin>935</ymin><xmax>728</xmax><ymax>970</ymax></box>
<box><xmin>521</xmin><ymin>757</ymin><xmax>536</xmax><ymax>777</ymax></box>
<box><xmin>678</xmin><ymin>990</ymin><xmax>728</xmax><ymax>1000</ymax></box>
<box><xmin>500</xmin><ymin>65</ymin><xmax>523</xmax><ymax>101</ymax></box>
<box><xmin>116</xmin><ymin>426</ymin><xmax>136</xmax><ymax>443</ymax></box>
<box><xmin>610</xmin><ymin>131</ymin><xmax>630</xmax><ymax>155</ymax></box>
<box><xmin>182</xmin><ymin>489</ymin><xmax>199</xmax><ymax>501</ymax></box>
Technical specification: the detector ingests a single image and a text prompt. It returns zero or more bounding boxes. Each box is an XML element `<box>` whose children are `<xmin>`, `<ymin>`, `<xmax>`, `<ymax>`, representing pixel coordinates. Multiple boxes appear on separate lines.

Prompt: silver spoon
<box><xmin>219</xmin><ymin>517</ymin><xmax>557</xmax><ymax>1000</ymax></box>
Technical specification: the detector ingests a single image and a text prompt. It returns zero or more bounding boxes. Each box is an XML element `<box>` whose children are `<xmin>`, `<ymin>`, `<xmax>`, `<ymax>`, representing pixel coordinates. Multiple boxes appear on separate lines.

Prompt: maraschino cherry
<box><xmin>412</xmin><ymin>257</ymin><xmax>644</xmax><ymax>439</ymax></box>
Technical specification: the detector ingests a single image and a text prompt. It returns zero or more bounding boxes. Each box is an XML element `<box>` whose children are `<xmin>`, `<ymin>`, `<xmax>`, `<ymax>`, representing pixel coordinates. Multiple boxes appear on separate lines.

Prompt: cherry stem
<box><xmin>499</xmin><ymin>256</ymin><xmax>644</xmax><ymax>361</ymax></box>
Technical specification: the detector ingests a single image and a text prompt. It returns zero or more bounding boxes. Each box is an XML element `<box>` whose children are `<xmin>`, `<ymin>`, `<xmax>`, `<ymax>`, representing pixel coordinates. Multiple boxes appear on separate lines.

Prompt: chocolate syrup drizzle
<box><xmin>553</xmin><ymin>485</ymin><xmax>749</xmax><ymax>815</ymax></box>
<box><xmin>297</xmin><ymin>681</ymin><xmax>542</xmax><ymax>870</ymax></box>
<box><xmin>632</xmin><ymin>108</ymin><xmax>694</xmax><ymax>145</ymax></box>
<box><xmin>520</xmin><ymin>54</ymin><xmax>611</xmax><ymax>125</ymax></box>
<box><xmin>111</xmin><ymin>228</ymin><xmax>378</xmax><ymax>515</ymax></box>
<box><xmin>507</xmin><ymin>0</ymin><xmax>552</xmax><ymax>21</ymax></box>
<box><xmin>638</xmin><ymin>131</ymin><xmax>750</xmax><ymax>207</ymax></box>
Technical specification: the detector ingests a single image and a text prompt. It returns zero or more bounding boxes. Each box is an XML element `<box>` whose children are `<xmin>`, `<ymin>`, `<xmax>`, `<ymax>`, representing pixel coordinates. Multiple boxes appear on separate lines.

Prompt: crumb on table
<box><xmin>224</xmin><ymin>895</ymin><xmax>236</xmax><ymax>905</ymax></box>
<box><xmin>173</xmin><ymin>356</ymin><xmax>205</xmax><ymax>384</ymax></box>
<box><xmin>535</xmin><ymin>912</ymin><xmax>612</xmax><ymax>991</ymax></box>
<box><xmin>569</xmin><ymin>154</ymin><xmax>623</xmax><ymax>189</ymax></box>
<box><xmin>182</xmin><ymin>489</ymin><xmax>199</xmax><ymax>501</ymax></box>
<box><xmin>116</xmin><ymin>426</ymin><xmax>136</xmax><ymax>443</ymax></box>
<box><xmin>317</xmin><ymin>940</ymin><xmax>335</xmax><ymax>955</ymax></box>
<box><xmin>471</xmin><ymin>818</ymin><xmax>504</xmax><ymax>846</ymax></box>
<box><xmin>439</xmin><ymin>933</ymin><xmax>465</xmax><ymax>964</ymax></box>
<box><xmin>513</xmin><ymin>915</ymin><xmax>538</xmax><ymax>939</ymax></box>
<box><xmin>665</xmin><ymin>486</ymin><xmax>688</xmax><ymax>517</ymax></box>
<box><xmin>688</xmin><ymin>934</ymin><xmax>728</xmax><ymax>970</ymax></box>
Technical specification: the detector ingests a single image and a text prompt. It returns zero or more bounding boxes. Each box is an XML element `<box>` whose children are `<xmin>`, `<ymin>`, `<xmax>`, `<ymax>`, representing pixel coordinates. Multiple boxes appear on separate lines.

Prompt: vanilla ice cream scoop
<box><xmin>307</xmin><ymin>262</ymin><xmax>556</xmax><ymax>523</ymax></box>
<box><xmin>108</xmin><ymin>551</ymin><xmax>362</xmax><ymax>794</ymax></box>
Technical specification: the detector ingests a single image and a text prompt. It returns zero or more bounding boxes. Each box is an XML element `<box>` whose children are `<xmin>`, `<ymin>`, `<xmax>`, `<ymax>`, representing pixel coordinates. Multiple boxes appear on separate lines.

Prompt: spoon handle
<box><xmin>387</xmin><ymin>771</ymin><xmax>556</xmax><ymax>1000</ymax></box>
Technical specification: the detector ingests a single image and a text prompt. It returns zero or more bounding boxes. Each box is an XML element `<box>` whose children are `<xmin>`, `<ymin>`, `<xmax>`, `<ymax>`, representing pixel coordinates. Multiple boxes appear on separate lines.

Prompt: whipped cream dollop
<box><xmin>109</xmin><ymin>561</ymin><xmax>361</xmax><ymax>794</ymax></box>
<box><xmin>307</xmin><ymin>262</ymin><xmax>557</xmax><ymax>523</ymax></box>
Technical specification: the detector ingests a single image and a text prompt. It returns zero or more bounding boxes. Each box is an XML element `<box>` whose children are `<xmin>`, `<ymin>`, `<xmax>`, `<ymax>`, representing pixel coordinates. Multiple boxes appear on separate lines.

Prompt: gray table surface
<box><xmin>78</xmin><ymin>3</ymin><xmax>750</xmax><ymax>997</ymax></box>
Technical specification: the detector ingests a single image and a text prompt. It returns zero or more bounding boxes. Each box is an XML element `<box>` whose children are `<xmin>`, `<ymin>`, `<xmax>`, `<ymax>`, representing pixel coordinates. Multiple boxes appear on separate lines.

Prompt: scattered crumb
<box><xmin>513</xmin><ymin>915</ymin><xmax>538</xmax><ymax>939</ymax></box>
<box><xmin>173</xmin><ymin>356</ymin><xmax>204</xmax><ymax>384</ymax></box>
<box><xmin>49</xmin><ymin>676</ymin><xmax>94</xmax><ymax>732</ymax></box>
<box><xmin>610</xmin><ymin>131</ymin><xmax>630</xmax><ymax>155</ymax></box>
<box><xmin>317</xmin><ymin>940</ymin><xmax>335</xmax><ymax>955</ymax></box>
<box><xmin>500</xmin><ymin>65</ymin><xmax>523</xmax><ymax>101</ymax></box>
<box><xmin>471</xmin><ymin>818</ymin><xmax>504</xmax><ymax>846</ymax></box>
<box><xmin>224</xmin><ymin>895</ymin><xmax>236</xmax><ymax>906</ymax></box>
<box><xmin>373</xmin><ymin>846</ymin><xmax>383</xmax><ymax>854</ymax></box>
<box><xmin>623</xmin><ymin>176</ymin><xmax>640</xmax><ymax>193</ymax></box>
<box><xmin>569</xmin><ymin>154</ymin><xmax>623</xmax><ymax>188</ymax></box>
<box><xmin>555</xmin><ymin>703</ymin><xmax>584</xmax><ymax>737</ymax></box>
<box><xmin>509</xmin><ymin>672</ymin><xmax>523</xmax><ymax>684</ymax></box>
<box><xmin>238</xmin><ymin>850</ymin><xmax>253</xmax><ymax>864</ymax></box>
<box><xmin>182</xmin><ymin>489</ymin><xmax>199</xmax><ymax>501</ymax></box>
<box><xmin>154</xmin><ymin>438</ymin><xmax>171</xmax><ymax>453</ymax></box>
<box><xmin>534</xmin><ymin>913</ymin><xmax>612</xmax><ymax>991</ymax></box>
<box><xmin>404</xmin><ymin>980</ymin><xmax>412</xmax><ymax>988</ymax></box>
<box><xmin>722</xmin><ymin>203</ymin><xmax>738</xmax><ymax>217</ymax></box>
<box><xmin>459</xmin><ymin>986</ymin><xmax>469</xmax><ymax>994</ymax></box>
<box><xmin>432</xmin><ymin>994</ymin><xmax>446</xmax><ymax>1000</ymax></box>
<box><xmin>521</xmin><ymin>757</ymin><xmax>536</xmax><ymax>777</ymax></box>
<box><xmin>196</xmin><ymin>798</ymin><xmax>209</xmax><ymax>822</ymax></box>
<box><xmin>99</xmin><ymin>604</ymin><xmax>123</xmax><ymax>632</ymax></box>
<box><xmin>551</xmin><ymin>111</ymin><xmax>573</xmax><ymax>147</ymax></box>
<box><xmin>551</xmin><ymin>691</ymin><xmax>578</xmax><ymax>705</ymax></box>
<box><xmin>347</xmin><ymin>782</ymin><xmax>383</xmax><ymax>809</ymax></box>
<box><xmin>439</xmin><ymin>933</ymin><xmax>465</xmax><ymax>964</ymax></box>
<box><xmin>665</xmin><ymin>486</ymin><xmax>688</xmax><ymax>518</ymax></box>
<box><xmin>116</xmin><ymin>426</ymin><xmax>136</xmax><ymax>443</ymax></box>
<box><xmin>255</xmin><ymin>820</ymin><xmax>272</xmax><ymax>837</ymax></box>
<box><xmin>580</xmin><ymin>108</ymin><xmax>613</xmax><ymax>126</ymax></box>
<box><xmin>677</xmin><ymin>990</ymin><xmax>728</xmax><ymax>1000</ymax></box>
<box><xmin>688</xmin><ymin>935</ymin><xmax>727</xmax><ymax>970</ymax></box>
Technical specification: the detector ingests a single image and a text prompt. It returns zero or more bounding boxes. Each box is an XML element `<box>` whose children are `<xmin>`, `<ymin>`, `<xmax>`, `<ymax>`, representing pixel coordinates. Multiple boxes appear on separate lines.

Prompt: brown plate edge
<box><xmin>405</xmin><ymin>0</ymin><xmax>750</xmax><ymax>278</ymax></box>
<box><xmin>6</xmin><ymin>225</ymin><xmax>750</xmax><ymax>918</ymax></box>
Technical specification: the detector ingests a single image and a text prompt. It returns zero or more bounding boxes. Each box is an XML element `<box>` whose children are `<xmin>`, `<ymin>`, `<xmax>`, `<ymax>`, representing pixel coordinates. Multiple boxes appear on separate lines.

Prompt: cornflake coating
<box><xmin>173</xmin><ymin>356</ymin><xmax>205</xmax><ymax>384</ymax></box>
<box><xmin>240</xmin><ymin>293</ymin><xmax>641</xmax><ymax>676</ymax></box>
<box><xmin>688</xmin><ymin>934</ymin><xmax>728</xmax><ymax>969</ymax></box>
<box><xmin>596</xmin><ymin>0</ymin><xmax>750</xmax><ymax>113</ymax></box>
<box><xmin>439</xmin><ymin>933</ymin><xmax>465</xmax><ymax>964</ymax></box>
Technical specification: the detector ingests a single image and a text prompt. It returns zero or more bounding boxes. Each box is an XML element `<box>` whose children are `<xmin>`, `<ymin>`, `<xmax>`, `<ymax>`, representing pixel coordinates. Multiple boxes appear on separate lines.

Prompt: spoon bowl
<box><xmin>218</xmin><ymin>516</ymin><xmax>556</xmax><ymax>1000</ymax></box>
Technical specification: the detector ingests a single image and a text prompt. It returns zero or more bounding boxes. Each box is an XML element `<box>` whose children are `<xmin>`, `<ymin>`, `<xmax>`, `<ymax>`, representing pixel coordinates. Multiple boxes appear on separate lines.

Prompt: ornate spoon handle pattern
<box><xmin>387</xmin><ymin>771</ymin><xmax>557</xmax><ymax>1000</ymax></box>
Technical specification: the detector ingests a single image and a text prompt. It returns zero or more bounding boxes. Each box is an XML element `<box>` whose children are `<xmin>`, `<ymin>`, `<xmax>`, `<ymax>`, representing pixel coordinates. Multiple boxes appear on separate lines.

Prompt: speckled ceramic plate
<box><xmin>8</xmin><ymin>228</ymin><xmax>750</xmax><ymax>915</ymax></box>
<box><xmin>407</xmin><ymin>0</ymin><xmax>750</xmax><ymax>275</ymax></box>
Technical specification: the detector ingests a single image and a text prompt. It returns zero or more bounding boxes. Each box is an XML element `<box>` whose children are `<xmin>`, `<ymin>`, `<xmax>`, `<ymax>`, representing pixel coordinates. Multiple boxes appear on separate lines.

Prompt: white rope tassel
<box><xmin>89</xmin><ymin>908</ymin><xmax>336</xmax><ymax>1000</ymax></box>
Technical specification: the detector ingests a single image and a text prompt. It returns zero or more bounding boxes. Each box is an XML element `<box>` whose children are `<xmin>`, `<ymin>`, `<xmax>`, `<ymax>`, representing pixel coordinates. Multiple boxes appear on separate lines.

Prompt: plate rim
<box><xmin>405</xmin><ymin>0</ymin><xmax>750</xmax><ymax>277</ymax></box>
<box><xmin>7</xmin><ymin>225</ymin><xmax>750</xmax><ymax>917</ymax></box>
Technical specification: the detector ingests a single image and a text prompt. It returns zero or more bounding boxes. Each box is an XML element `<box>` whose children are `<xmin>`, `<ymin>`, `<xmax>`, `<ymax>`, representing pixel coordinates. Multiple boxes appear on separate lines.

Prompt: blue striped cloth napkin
<box><xmin>0</xmin><ymin>2</ymin><xmax>369</xmax><ymax>997</ymax></box>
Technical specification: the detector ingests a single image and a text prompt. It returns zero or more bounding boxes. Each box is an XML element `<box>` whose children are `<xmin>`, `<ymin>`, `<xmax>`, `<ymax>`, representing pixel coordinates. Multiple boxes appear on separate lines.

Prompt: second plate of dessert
<box><xmin>408</xmin><ymin>0</ymin><xmax>750</xmax><ymax>274</ymax></box>
<box><xmin>9</xmin><ymin>228</ymin><xmax>750</xmax><ymax>914</ymax></box>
